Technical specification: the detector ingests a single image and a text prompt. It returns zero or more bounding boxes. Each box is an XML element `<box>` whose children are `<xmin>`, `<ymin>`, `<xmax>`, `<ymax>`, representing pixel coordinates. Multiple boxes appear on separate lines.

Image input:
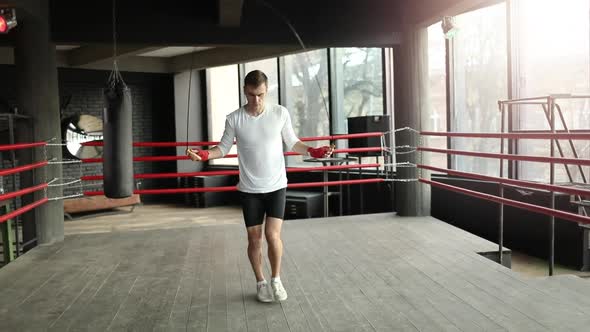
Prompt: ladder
<box><xmin>541</xmin><ymin>101</ymin><xmax>589</xmax><ymax>217</ymax></box>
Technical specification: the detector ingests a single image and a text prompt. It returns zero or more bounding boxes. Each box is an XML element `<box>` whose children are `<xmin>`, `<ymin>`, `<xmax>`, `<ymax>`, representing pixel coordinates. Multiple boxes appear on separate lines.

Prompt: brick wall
<box><xmin>0</xmin><ymin>66</ymin><xmax>177</xmax><ymax>205</ymax></box>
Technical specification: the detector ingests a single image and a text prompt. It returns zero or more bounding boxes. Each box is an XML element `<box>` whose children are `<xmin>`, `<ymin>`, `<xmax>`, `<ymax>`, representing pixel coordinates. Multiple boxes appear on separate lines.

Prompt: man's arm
<box><xmin>292</xmin><ymin>141</ymin><xmax>311</xmax><ymax>156</ymax></box>
<box><xmin>187</xmin><ymin>117</ymin><xmax>235</xmax><ymax>162</ymax></box>
<box><xmin>292</xmin><ymin>141</ymin><xmax>334</xmax><ymax>158</ymax></box>
<box><xmin>281</xmin><ymin>109</ymin><xmax>334</xmax><ymax>158</ymax></box>
<box><xmin>186</xmin><ymin>146</ymin><xmax>223</xmax><ymax>161</ymax></box>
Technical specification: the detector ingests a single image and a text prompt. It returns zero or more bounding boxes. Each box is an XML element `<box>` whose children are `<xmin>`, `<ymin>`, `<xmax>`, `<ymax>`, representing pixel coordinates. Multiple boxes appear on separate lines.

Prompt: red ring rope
<box><xmin>0</xmin><ymin>142</ymin><xmax>46</xmax><ymax>151</ymax></box>
<box><xmin>0</xmin><ymin>183</ymin><xmax>48</xmax><ymax>202</ymax></box>
<box><xmin>419</xmin><ymin>164</ymin><xmax>590</xmax><ymax>197</ymax></box>
<box><xmin>83</xmin><ymin>178</ymin><xmax>384</xmax><ymax>196</ymax></box>
<box><xmin>287</xmin><ymin>163</ymin><xmax>380</xmax><ymax>174</ymax></box>
<box><xmin>300</xmin><ymin>132</ymin><xmax>384</xmax><ymax>142</ymax></box>
<box><xmin>82</xmin><ymin>141</ymin><xmax>221</xmax><ymax>147</ymax></box>
<box><xmin>80</xmin><ymin>132</ymin><xmax>385</xmax><ymax>147</ymax></box>
<box><xmin>81</xmin><ymin>147</ymin><xmax>384</xmax><ymax>164</ymax></box>
<box><xmin>0</xmin><ymin>197</ymin><xmax>48</xmax><ymax>224</ymax></box>
<box><xmin>0</xmin><ymin>161</ymin><xmax>48</xmax><ymax>177</ymax></box>
<box><xmin>419</xmin><ymin>147</ymin><xmax>590</xmax><ymax>167</ymax></box>
<box><xmin>420</xmin><ymin>178</ymin><xmax>590</xmax><ymax>225</ymax></box>
<box><xmin>82</xmin><ymin>170</ymin><xmax>239</xmax><ymax>181</ymax></box>
<box><xmin>287</xmin><ymin>178</ymin><xmax>384</xmax><ymax>189</ymax></box>
<box><xmin>81</xmin><ymin>163</ymin><xmax>381</xmax><ymax>181</ymax></box>
<box><xmin>420</xmin><ymin>131</ymin><xmax>590</xmax><ymax>140</ymax></box>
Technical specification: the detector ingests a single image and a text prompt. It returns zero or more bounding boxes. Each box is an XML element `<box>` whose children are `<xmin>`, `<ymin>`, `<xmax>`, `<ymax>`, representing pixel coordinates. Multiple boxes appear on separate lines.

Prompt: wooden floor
<box><xmin>1</xmin><ymin>212</ymin><xmax>590</xmax><ymax>331</ymax></box>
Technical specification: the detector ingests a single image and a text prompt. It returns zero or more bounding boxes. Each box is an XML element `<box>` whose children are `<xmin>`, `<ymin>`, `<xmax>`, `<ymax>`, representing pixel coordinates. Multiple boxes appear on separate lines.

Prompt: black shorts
<box><xmin>240</xmin><ymin>188</ymin><xmax>286</xmax><ymax>228</ymax></box>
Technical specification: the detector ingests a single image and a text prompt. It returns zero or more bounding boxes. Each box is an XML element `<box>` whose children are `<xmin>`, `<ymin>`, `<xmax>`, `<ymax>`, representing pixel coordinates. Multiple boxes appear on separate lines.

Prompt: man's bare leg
<box><xmin>265</xmin><ymin>217</ymin><xmax>287</xmax><ymax>301</ymax></box>
<box><xmin>265</xmin><ymin>217</ymin><xmax>283</xmax><ymax>278</ymax></box>
<box><xmin>246</xmin><ymin>225</ymin><xmax>265</xmax><ymax>282</ymax></box>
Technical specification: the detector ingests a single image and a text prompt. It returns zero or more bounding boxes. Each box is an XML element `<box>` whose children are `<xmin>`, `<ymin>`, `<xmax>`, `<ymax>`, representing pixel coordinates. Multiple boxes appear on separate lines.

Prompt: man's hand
<box><xmin>186</xmin><ymin>148</ymin><xmax>209</xmax><ymax>161</ymax></box>
<box><xmin>307</xmin><ymin>145</ymin><xmax>335</xmax><ymax>158</ymax></box>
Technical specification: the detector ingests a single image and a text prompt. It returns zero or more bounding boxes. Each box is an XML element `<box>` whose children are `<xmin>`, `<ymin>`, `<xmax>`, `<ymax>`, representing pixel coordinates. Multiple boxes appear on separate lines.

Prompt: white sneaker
<box><xmin>256</xmin><ymin>281</ymin><xmax>273</xmax><ymax>303</ymax></box>
<box><xmin>271</xmin><ymin>279</ymin><xmax>288</xmax><ymax>301</ymax></box>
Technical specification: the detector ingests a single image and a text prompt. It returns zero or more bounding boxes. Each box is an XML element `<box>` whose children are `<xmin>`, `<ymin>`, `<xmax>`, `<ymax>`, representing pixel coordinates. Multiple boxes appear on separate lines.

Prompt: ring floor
<box><xmin>1</xmin><ymin>210</ymin><xmax>590</xmax><ymax>331</ymax></box>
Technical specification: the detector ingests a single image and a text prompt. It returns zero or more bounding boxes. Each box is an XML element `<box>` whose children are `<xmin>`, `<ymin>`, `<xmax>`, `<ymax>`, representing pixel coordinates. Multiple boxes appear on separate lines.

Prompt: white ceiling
<box><xmin>56</xmin><ymin>45</ymin><xmax>80</xmax><ymax>51</ymax></box>
<box><xmin>137</xmin><ymin>46</ymin><xmax>213</xmax><ymax>57</ymax></box>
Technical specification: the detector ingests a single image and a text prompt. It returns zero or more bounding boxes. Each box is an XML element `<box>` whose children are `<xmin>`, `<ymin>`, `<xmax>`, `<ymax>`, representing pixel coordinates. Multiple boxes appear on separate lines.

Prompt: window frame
<box><xmin>207</xmin><ymin>48</ymin><xmax>390</xmax><ymax>169</ymax></box>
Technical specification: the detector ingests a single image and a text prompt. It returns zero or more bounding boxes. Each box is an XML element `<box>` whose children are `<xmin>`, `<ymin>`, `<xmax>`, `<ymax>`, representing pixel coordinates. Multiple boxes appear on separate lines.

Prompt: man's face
<box><xmin>244</xmin><ymin>83</ymin><xmax>267</xmax><ymax>111</ymax></box>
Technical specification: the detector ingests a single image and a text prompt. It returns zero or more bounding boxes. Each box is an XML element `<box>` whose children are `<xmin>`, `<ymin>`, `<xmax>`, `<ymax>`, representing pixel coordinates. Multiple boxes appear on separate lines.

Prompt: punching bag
<box><xmin>103</xmin><ymin>74</ymin><xmax>134</xmax><ymax>198</ymax></box>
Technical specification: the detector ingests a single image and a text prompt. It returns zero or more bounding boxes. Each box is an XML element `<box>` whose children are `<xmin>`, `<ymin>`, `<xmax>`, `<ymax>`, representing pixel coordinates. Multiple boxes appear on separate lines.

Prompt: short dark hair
<box><xmin>244</xmin><ymin>70</ymin><xmax>268</xmax><ymax>87</ymax></box>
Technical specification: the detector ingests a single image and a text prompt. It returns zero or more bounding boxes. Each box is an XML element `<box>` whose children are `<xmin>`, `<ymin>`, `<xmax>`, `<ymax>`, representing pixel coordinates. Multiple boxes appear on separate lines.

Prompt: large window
<box><xmin>282</xmin><ymin>50</ymin><xmax>330</xmax><ymax>166</ymax></box>
<box><xmin>207</xmin><ymin>65</ymin><xmax>240</xmax><ymax>166</ymax></box>
<box><xmin>205</xmin><ymin>48</ymin><xmax>388</xmax><ymax>168</ymax></box>
<box><xmin>426</xmin><ymin>22</ymin><xmax>448</xmax><ymax>169</ymax></box>
<box><xmin>243</xmin><ymin>58</ymin><xmax>279</xmax><ymax>104</ymax></box>
<box><xmin>451</xmin><ymin>2</ymin><xmax>508</xmax><ymax>176</ymax></box>
<box><xmin>514</xmin><ymin>0</ymin><xmax>590</xmax><ymax>182</ymax></box>
<box><xmin>331</xmin><ymin>48</ymin><xmax>384</xmax><ymax>138</ymax></box>
<box><xmin>341</xmin><ymin>48</ymin><xmax>383</xmax><ymax>118</ymax></box>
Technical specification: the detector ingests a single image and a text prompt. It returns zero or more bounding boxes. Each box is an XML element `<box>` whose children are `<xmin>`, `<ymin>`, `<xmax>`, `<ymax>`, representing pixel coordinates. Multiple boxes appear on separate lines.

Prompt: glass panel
<box><xmin>514</xmin><ymin>0</ymin><xmax>590</xmax><ymax>181</ymax></box>
<box><xmin>451</xmin><ymin>2</ymin><xmax>507</xmax><ymax>176</ymax></box>
<box><xmin>331</xmin><ymin>48</ymin><xmax>385</xmax><ymax>165</ymax></box>
<box><xmin>282</xmin><ymin>50</ymin><xmax>330</xmax><ymax>167</ymax></box>
<box><xmin>207</xmin><ymin>65</ymin><xmax>240</xmax><ymax>166</ymax></box>
<box><xmin>426</xmin><ymin>22</ymin><xmax>448</xmax><ymax>169</ymax></box>
<box><xmin>243</xmin><ymin>58</ymin><xmax>279</xmax><ymax>104</ymax></box>
<box><xmin>341</xmin><ymin>48</ymin><xmax>383</xmax><ymax>119</ymax></box>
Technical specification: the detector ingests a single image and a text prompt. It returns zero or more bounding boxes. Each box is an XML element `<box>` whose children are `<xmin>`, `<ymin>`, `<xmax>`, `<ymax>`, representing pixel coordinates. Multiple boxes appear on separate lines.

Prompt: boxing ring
<box><xmin>1</xmin><ymin>125</ymin><xmax>590</xmax><ymax>330</ymax></box>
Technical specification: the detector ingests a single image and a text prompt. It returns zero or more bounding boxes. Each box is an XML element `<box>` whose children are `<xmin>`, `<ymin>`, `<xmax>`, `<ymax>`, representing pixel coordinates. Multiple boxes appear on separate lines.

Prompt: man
<box><xmin>187</xmin><ymin>70</ymin><xmax>333</xmax><ymax>302</ymax></box>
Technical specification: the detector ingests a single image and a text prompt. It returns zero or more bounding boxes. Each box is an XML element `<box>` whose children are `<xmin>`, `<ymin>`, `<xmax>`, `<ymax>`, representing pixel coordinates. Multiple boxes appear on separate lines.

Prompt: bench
<box><xmin>63</xmin><ymin>194</ymin><xmax>141</xmax><ymax>220</ymax></box>
<box><xmin>285</xmin><ymin>190</ymin><xmax>323</xmax><ymax>220</ymax></box>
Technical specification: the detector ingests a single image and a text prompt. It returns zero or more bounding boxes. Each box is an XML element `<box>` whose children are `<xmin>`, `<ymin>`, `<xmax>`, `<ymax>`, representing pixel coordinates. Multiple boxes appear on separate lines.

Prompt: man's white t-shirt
<box><xmin>217</xmin><ymin>103</ymin><xmax>300</xmax><ymax>193</ymax></box>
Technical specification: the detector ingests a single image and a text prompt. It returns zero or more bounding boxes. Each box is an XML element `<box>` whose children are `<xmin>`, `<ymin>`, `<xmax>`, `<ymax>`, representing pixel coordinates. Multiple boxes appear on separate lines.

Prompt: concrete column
<box><xmin>329</xmin><ymin>49</ymin><xmax>346</xmax><ymax>139</ymax></box>
<box><xmin>393</xmin><ymin>25</ymin><xmax>430</xmax><ymax>216</ymax></box>
<box><xmin>14</xmin><ymin>0</ymin><xmax>64</xmax><ymax>245</ymax></box>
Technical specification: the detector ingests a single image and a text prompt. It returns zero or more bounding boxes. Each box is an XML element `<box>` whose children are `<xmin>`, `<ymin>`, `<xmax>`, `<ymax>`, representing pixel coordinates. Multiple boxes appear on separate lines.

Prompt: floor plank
<box><xmin>0</xmin><ymin>211</ymin><xmax>589</xmax><ymax>331</ymax></box>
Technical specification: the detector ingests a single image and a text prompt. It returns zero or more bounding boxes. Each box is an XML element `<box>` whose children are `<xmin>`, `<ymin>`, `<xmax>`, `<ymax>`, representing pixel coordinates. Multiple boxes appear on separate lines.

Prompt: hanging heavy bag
<box><xmin>103</xmin><ymin>75</ymin><xmax>134</xmax><ymax>198</ymax></box>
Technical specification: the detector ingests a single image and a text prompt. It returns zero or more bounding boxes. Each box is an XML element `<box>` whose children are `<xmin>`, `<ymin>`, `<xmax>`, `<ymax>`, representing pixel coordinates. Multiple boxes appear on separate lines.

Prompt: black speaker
<box><xmin>347</xmin><ymin>115</ymin><xmax>390</xmax><ymax>156</ymax></box>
